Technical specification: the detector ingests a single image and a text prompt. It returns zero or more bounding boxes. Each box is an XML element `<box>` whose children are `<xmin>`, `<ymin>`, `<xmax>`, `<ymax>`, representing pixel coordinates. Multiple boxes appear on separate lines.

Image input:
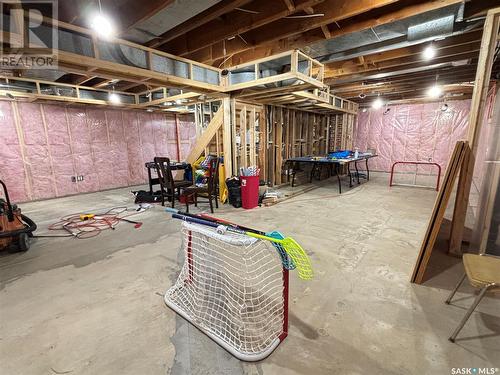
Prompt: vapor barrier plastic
<box><xmin>355</xmin><ymin>100</ymin><xmax>471</xmax><ymax>185</ymax></box>
<box><xmin>0</xmin><ymin>102</ymin><xmax>197</xmax><ymax>202</ymax></box>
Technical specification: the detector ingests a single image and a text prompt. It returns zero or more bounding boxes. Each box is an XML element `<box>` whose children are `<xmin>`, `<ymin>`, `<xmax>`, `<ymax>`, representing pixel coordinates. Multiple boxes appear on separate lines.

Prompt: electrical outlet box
<box><xmin>77</xmin><ymin>175</ymin><xmax>84</xmax><ymax>181</ymax></box>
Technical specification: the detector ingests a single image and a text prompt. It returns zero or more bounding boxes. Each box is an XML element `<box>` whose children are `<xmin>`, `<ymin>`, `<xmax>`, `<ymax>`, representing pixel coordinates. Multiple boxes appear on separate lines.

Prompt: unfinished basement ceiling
<box><xmin>304</xmin><ymin>3</ymin><xmax>468</xmax><ymax>63</ymax></box>
<box><xmin>121</xmin><ymin>0</ymin><xmax>223</xmax><ymax>44</ymax></box>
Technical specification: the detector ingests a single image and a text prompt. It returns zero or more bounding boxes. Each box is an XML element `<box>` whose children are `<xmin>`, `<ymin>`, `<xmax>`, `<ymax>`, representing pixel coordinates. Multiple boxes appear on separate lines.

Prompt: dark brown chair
<box><xmin>154</xmin><ymin>157</ymin><xmax>192</xmax><ymax>208</ymax></box>
<box><xmin>184</xmin><ymin>157</ymin><xmax>220</xmax><ymax>213</ymax></box>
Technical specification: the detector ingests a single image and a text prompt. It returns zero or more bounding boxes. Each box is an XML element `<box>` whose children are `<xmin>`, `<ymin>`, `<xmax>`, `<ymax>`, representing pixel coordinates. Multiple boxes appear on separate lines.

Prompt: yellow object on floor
<box><xmin>219</xmin><ymin>162</ymin><xmax>227</xmax><ymax>203</ymax></box>
<box><xmin>79</xmin><ymin>214</ymin><xmax>95</xmax><ymax>221</ymax></box>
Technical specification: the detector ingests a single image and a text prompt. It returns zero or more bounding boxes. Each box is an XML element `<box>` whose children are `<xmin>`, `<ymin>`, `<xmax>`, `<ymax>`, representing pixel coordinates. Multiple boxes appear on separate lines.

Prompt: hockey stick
<box><xmin>172</xmin><ymin>213</ymin><xmax>313</xmax><ymax>280</ymax></box>
<box><xmin>166</xmin><ymin>207</ymin><xmax>295</xmax><ymax>270</ymax></box>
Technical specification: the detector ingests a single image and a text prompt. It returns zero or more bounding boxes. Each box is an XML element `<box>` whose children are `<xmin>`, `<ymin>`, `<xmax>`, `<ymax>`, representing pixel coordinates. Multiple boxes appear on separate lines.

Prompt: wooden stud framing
<box><xmin>448</xmin><ymin>7</ymin><xmax>500</xmax><ymax>256</ymax></box>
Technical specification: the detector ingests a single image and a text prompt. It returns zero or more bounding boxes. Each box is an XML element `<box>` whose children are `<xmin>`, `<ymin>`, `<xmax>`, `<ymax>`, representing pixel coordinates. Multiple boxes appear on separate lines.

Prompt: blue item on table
<box><xmin>328</xmin><ymin>150</ymin><xmax>352</xmax><ymax>159</ymax></box>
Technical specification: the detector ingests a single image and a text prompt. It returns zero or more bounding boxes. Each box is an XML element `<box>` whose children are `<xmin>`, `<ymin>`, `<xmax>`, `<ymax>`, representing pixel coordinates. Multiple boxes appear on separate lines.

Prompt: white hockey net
<box><xmin>165</xmin><ymin>221</ymin><xmax>288</xmax><ymax>361</ymax></box>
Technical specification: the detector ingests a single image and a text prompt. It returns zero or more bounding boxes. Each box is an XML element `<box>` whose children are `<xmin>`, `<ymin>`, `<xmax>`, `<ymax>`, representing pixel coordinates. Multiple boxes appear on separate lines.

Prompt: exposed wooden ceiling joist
<box><xmin>210</xmin><ymin>0</ymin><xmax>488</xmax><ymax>66</ymax></box>
<box><xmin>159</xmin><ymin>0</ymin><xmax>324</xmax><ymax>59</ymax></box>
<box><xmin>57</xmin><ymin>0</ymin><xmax>176</xmax><ymax>35</ymax></box>
<box><xmin>148</xmin><ymin>0</ymin><xmax>254</xmax><ymax>48</ymax></box>
<box><xmin>186</xmin><ymin>0</ymin><xmax>401</xmax><ymax>65</ymax></box>
<box><xmin>324</xmin><ymin>31</ymin><xmax>483</xmax><ymax>79</ymax></box>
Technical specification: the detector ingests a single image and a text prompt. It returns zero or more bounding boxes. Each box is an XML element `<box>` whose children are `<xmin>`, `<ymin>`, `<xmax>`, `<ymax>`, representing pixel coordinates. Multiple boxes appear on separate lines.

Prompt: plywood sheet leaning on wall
<box><xmin>411</xmin><ymin>141</ymin><xmax>469</xmax><ymax>284</ymax></box>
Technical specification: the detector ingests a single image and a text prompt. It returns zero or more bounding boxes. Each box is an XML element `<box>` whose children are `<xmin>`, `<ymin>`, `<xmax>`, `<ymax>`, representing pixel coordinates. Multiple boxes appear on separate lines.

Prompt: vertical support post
<box><xmin>241</xmin><ymin>105</ymin><xmax>248</xmax><ymax>168</ymax></box>
<box><xmin>291</xmin><ymin>110</ymin><xmax>296</xmax><ymax>157</ymax></box>
<box><xmin>231</xmin><ymin>98</ymin><xmax>238</xmax><ymax>175</ymax></box>
<box><xmin>449</xmin><ymin>8</ymin><xmax>500</xmax><ymax>255</ymax></box>
<box><xmin>175</xmin><ymin>114</ymin><xmax>182</xmax><ymax>161</ymax></box>
<box><xmin>275</xmin><ymin>108</ymin><xmax>283</xmax><ymax>185</ymax></box>
<box><xmin>222</xmin><ymin>97</ymin><xmax>233</xmax><ymax>178</ymax></box>
<box><xmin>250</xmin><ymin>107</ymin><xmax>256</xmax><ymax>165</ymax></box>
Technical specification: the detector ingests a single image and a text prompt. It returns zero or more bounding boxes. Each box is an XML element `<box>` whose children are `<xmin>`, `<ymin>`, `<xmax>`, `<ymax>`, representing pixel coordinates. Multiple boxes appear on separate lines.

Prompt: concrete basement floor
<box><xmin>1</xmin><ymin>172</ymin><xmax>498</xmax><ymax>375</ymax></box>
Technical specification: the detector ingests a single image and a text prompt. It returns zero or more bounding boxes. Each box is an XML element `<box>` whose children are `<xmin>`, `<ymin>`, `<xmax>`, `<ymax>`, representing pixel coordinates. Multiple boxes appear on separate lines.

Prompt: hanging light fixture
<box><xmin>108</xmin><ymin>86</ymin><xmax>121</xmax><ymax>104</ymax></box>
<box><xmin>372</xmin><ymin>96</ymin><xmax>384</xmax><ymax>110</ymax></box>
<box><xmin>427</xmin><ymin>85</ymin><xmax>443</xmax><ymax>98</ymax></box>
<box><xmin>427</xmin><ymin>74</ymin><xmax>443</xmax><ymax>98</ymax></box>
<box><xmin>422</xmin><ymin>45</ymin><xmax>436</xmax><ymax>60</ymax></box>
<box><xmin>90</xmin><ymin>0</ymin><xmax>115</xmax><ymax>39</ymax></box>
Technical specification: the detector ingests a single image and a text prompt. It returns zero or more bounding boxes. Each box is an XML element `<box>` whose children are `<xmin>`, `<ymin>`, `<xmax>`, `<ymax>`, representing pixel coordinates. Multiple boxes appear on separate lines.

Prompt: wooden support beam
<box><xmin>250</xmin><ymin>107</ymin><xmax>257</xmax><ymax>165</ymax></box>
<box><xmin>275</xmin><ymin>108</ymin><xmax>283</xmax><ymax>185</ymax></box>
<box><xmin>148</xmin><ymin>0</ymin><xmax>254</xmax><ymax>47</ymax></box>
<box><xmin>222</xmin><ymin>97</ymin><xmax>233</xmax><ymax>177</ymax></box>
<box><xmin>448</xmin><ymin>7</ymin><xmax>500</xmax><ymax>255</ymax></box>
<box><xmin>186</xmin><ymin>107</ymin><xmax>224</xmax><ymax>164</ymax></box>
<box><xmin>119</xmin><ymin>0</ymin><xmax>176</xmax><ymax>34</ymax></box>
<box><xmin>325</xmin><ymin>38</ymin><xmax>482</xmax><ymax>79</ymax></box>
<box><xmin>223</xmin><ymin>0</ymin><xmax>466</xmax><ymax>65</ymax></box>
<box><xmin>175</xmin><ymin>114</ymin><xmax>182</xmax><ymax>161</ymax></box>
<box><xmin>163</xmin><ymin>0</ymin><xmax>324</xmax><ymax>58</ymax></box>
<box><xmin>282</xmin><ymin>0</ymin><xmax>296</xmax><ymax>12</ymax></box>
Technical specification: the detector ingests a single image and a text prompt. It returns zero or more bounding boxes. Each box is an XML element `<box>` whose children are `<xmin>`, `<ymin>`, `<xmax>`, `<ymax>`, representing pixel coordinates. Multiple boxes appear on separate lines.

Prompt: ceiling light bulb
<box><xmin>90</xmin><ymin>13</ymin><xmax>114</xmax><ymax>39</ymax></box>
<box><xmin>108</xmin><ymin>92</ymin><xmax>121</xmax><ymax>104</ymax></box>
<box><xmin>427</xmin><ymin>85</ymin><xmax>442</xmax><ymax>98</ymax></box>
<box><xmin>372</xmin><ymin>97</ymin><xmax>383</xmax><ymax>110</ymax></box>
<box><xmin>423</xmin><ymin>45</ymin><xmax>436</xmax><ymax>60</ymax></box>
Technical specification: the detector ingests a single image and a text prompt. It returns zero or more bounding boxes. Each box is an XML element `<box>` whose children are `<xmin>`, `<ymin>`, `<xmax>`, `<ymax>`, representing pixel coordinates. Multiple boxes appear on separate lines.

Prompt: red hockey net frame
<box><xmin>165</xmin><ymin>221</ymin><xmax>289</xmax><ymax>361</ymax></box>
<box><xmin>390</xmin><ymin>161</ymin><xmax>442</xmax><ymax>191</ymax></box>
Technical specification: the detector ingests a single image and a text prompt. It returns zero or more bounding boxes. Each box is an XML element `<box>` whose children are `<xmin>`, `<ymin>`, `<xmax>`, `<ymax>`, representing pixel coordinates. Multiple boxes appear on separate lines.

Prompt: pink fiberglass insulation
<box><xmin>0</xmin><ymin>102</ymin><xmax>197</xmax><ymax>202</ymax></box>
<box><xmin>0</xmin><ymin>102</ymin><xmax>28</xmax><ymax>202</ymax></box>
<box><xmin>355</xmin><ymin>100</ymin><xmax>471</xmax><ymax>179</ymax></box>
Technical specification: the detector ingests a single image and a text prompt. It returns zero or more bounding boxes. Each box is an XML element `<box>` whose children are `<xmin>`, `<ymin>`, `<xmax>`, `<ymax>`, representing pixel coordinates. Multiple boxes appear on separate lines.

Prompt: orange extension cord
<box><xmin>46</xmin><ymin>206</ymin><xmax>142</xmax><ymax>239</ymax></box>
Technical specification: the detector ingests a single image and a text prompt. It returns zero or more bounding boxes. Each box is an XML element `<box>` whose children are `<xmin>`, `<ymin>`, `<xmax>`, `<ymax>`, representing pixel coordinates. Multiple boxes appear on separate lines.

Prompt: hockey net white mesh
<box><xmin>165</xmin><ymin>221</ymin><xmax>287</xmax><ymax>361</ymax></box>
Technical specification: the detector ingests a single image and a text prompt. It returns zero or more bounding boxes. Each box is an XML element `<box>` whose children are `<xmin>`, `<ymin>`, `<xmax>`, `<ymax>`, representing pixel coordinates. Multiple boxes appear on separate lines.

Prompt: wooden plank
<box><xmin>249</xmin><ymin>107</ymin><xmax>256</xmax><ymax>165</ymax></box>
<box><xmin>268</xmin><ymin>106</ymin><xmax>275</xmax><ymax>184</ymax></box>
<box><xmin>241</xmin><ymin>106</ymin><xmax>248</xmax><ymax>168</ymax></box>
<box><xmin>258</xmin><ymin>107</ymin><xmax>267</xmax><ymax>181</ymax></box>
<box><xmin>448</xmin><ymin>8</ymin><xmax>500</xmax><ymax>255</ymax></box>
<box><xmin>275</xmin><ymin>108</ymin><xmax>283</xmax><ymax>185</ymax></box>
<box><xmin>411</xmin><ymin>141</ymin><xmax>466</xmax><ymax>284</ymax></box>
<box><xmin>222</xmin><ymin>97</ymin><xmax>233</xmax><ymax>177</ymax></box>
<box><xmin>174</xmin><ymin>114</ymin><xmax>182</xmax><ymax>161</ymax></box>
<box><xmin>291</xmin><ymin>110</ymin><xmax>297</xmax><ymax>157</ymax></box>
<box><xmin>186</xmin><ymin>107</ymin><xmax>224</xmax><ymax>164</ymax></box>
<box><xmin>228</xmin><ymin>0</ymin><xmax>465</xmax><ymax>64</ymax></box>
<box><xmin>196</xmin><ymin>0</ymin><xmax>398</xmax><ymax>63</ymax></box>
<box><xmin>165</xmin><ymin>0</ymin><xmax>323</xmax><ymax>57</ymax></box>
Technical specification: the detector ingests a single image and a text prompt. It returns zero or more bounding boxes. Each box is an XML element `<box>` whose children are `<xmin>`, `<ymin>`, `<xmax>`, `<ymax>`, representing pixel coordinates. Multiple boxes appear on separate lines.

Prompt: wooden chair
<box><xmin>184</xmin><ymin>157</ymin><xmax>220</xmax><ymax>213</ymax></box>
<box><xmin>445</xmin><ymin>253</ymin><xmax>500</xmax><ymax>342</ymax></box>
<box><xmin>154</xmin><ymin>157</ymin><xmax>192</xmax><ymax>208</ymax></box>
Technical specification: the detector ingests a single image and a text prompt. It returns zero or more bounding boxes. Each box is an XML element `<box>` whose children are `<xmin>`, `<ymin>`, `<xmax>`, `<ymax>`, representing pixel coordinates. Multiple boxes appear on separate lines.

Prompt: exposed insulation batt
<box><xmin>0</xmin><ymin>102</ymin><xmax>197</xmax><ymax>202</ymax></box>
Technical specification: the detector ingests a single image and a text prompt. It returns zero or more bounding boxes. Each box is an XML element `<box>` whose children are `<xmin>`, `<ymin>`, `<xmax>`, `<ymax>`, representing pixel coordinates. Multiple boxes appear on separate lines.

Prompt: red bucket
<box><xmin>240</xmin><ymin>175</ymin><xmax>259</xmax><ymax>209</ymax></box>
